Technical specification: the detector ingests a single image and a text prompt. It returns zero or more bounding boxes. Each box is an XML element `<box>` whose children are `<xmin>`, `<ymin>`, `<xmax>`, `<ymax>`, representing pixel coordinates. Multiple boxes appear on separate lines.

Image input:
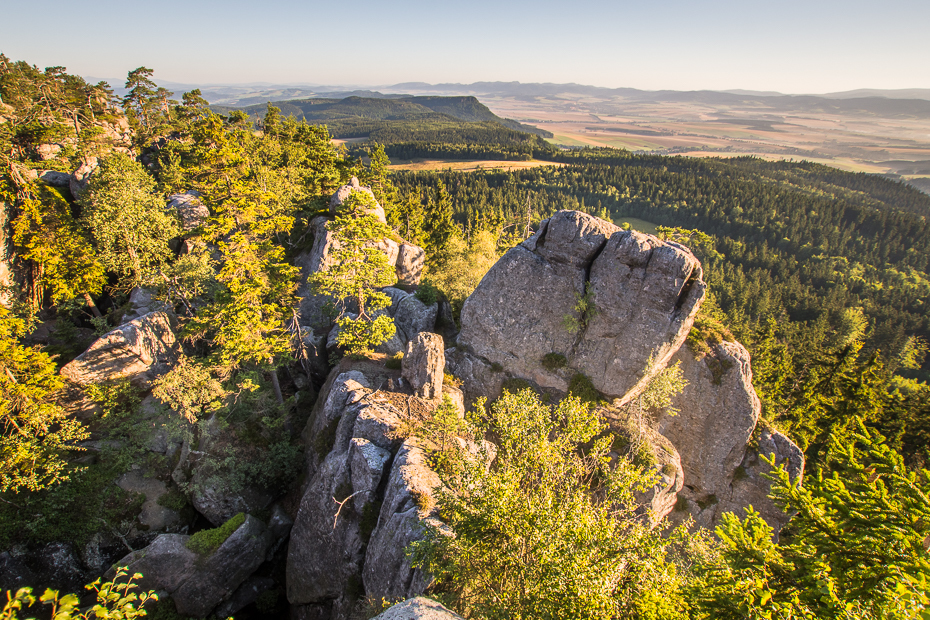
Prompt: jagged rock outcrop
<box><xmin>167</xmin><ymin>190</ymin><xmax>210</xmax><ymax>232</ymax></box>
<box><xmin>111</xmin><ymin>515</ymin><xmax>273</xmax><ymax>618</ymax></box>
<box><xmin>457</xmin><ymin>210</ymin><xmax>706</xmax><ymax>405</ymax></box>
<box><xmin>659</xmin><ymin>341</ymin><xmax>804</xmax><ymax>534</ymax></box>
<box><xmin>69</xmin><ymin>157</ymin><xmax>97</xmax><ymax>200</ymax></box>
<box><xmin>288</xmin><ymin>363</ymin><xmax>443</xmax><ymax>619</ymax></box>
<box><xmin>362</xmin><ymin>440</ymin><xmax>441</xmax><ymax>601</ymax></box>
<box><xmin>659</xmin><ymin>342</ymin><xmax>759</xmax><ymax>506</ymax></box>
<box><xmin>60</xmin><ymin>311</ymin><xmax>179</xmax><ymax>387</ymax></box>
<box><xmin>396</xmin><ymin>242</ymin><xmax>425</xmax><ymax>286</ymax></box>
<box><xmin>374</xmin><ymin>597</ymin><xmax>465</xmax><ymax>620</ymax></box>
<box><xmin>403</xmin><ymin>333</ymin><xmax>445</xmax><ymax>400</ymax></box>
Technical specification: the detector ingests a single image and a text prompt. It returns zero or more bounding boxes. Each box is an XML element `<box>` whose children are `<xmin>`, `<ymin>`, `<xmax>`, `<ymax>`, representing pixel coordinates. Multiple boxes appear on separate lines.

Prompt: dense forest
<box><xmin>1</xmin><ymin>56</ymin><xmax>928</xmax><ymax>620</ymax></box>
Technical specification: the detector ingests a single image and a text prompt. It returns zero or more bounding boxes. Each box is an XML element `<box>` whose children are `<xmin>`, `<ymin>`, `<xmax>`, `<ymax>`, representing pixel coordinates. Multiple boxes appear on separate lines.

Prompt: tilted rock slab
<box><xmin>458</xmin><ymin>210</ymin><xmax>706</xmax><ymax>404</ymax></box>
<box><xmin>109</xmin><ymin>515</ymin><xmax>273</xmax><ymax>618</ymax></box>
<box><xmin>362</xmin><ymin>440</ymin><xmax>442</xmax><ymax>602</ymax></box>
<box><xmin>60</xmin><ymin>310</ymin><xmax>179</xmax><ymax>387</ymax></box>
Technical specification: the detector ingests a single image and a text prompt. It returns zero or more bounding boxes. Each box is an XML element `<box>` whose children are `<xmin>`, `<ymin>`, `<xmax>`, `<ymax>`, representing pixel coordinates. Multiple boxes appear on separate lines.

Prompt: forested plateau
<box><xmin>0</xmin><ymin>57</ymin><xmax>928</xmax><ymax>620</ymax></box>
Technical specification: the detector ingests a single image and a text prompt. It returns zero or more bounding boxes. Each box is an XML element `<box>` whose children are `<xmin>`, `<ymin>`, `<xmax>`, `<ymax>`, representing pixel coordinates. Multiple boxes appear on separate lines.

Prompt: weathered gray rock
<box><xmin>349</xmin><ymin>438</ymin><xmax>392</xmax><ymax>512</ymax></box>
<box><xmin>69</xmin><ymin>157</ymin><xmax>97</xmax><ymax>200</ymax></box>
<box><xmin>444</xmin><ymin>348</ymin><xmax>505</xmax><ymax>410</ymax></box>
<box><xmin>167</xmin><ymin>190</ymin><xmax>209</xmax><ymax>232</ymax></box>
<box><xmin>190</xmin><ymin>455</ymin><xmax>276</xmax><ymax>528</ymax></box>
<box><xmin>172</xmin><ymin>515</ymin><xmax>274</xmax><ymax>618</ymax></box>
<box><xmin>658</xmin><ymin>341</ymin><xmax>760</xmax><ymax>501</ymax></box>
<box><xmin>353</xmin><ymin>402</ymin><xmax>404</xmax><ymax>451</ymax></box>
<box><xmin>110</xmin><ymin>534</ymin><xmax>198</xmax><ymax>594</ymax></box>
<box><xmin>287</xmin><ymin>449</ymin><xmax>364</xmax><ymax>605</ymax></box>
<box><xmin>631</xmin><ymin>431</ymin><xmax>684</xmax><ymax>526</ymax></box>
<box><xmin>116</xmin><ymin>470</ymin><xmax>181</xmax><ymax>532</ymax></box>
<box><xmin>123</xmin><ymin>287</ymin><xmax>167</xmax><ymax>322</ymax></box>
<box><xmin>373</xmin><ymin>597</ymin><xmax>465</xmax><ymax>620</ymax></box>
<box><xmin>395</xmin><ymin>295</ymin><xmax>438</xmax><ymax>344</ymax></box>
<box><xmin>60</xmin><ymin>311</ymin><xmax>179</xmax><ymax>387</ymax></box>
<box><xmin>403</xmin><ymin>333</ymin><xmax>445</xmax><ymax>400</ymax></box>
<box><xmin>329</xmin><ymin>177</ymin><xmax>387</xmax><ymax>223</ymax></box>
<box><xmin>363</xmin><ymin>440</ymin><xmax>440</xmax><ymax>601</ymax></box>
<box><xmin>718</xmin><ymin>429</ymin><xmax>804</xmax><ymax>536</ymax></box>
<box><xmin>458</xmin><ymin>211</ymin><xmax>705</xmax><ymax>404</ymax></box>
<box><xmin>396</xmin><ymin>242</ymin><xmax>425</xmax><ymax>285</ymax></box>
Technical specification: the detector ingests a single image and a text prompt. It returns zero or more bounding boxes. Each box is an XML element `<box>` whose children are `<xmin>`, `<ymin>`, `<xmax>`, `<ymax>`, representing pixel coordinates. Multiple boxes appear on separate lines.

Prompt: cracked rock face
<box><xmin>457</xmin><ymin>210</ymin><xmax>705</xmax><ymax>403</ymax></box>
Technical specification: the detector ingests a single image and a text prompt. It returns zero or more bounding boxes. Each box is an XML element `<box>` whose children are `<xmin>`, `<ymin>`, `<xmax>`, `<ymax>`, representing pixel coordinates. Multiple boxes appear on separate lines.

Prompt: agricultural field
<box><xmin>474</xmin><ymin>92</ymin><xmax>930</xmax><ymax>183</ymax></box>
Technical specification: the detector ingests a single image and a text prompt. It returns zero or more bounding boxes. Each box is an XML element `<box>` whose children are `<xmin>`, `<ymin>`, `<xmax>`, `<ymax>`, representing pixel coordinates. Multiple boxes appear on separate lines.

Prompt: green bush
<box><xmin>385</xmin><ymin>352</ymin><xmax>403</xmax><ymax>369</ymax></box>
<box><xmin>186</xmin><ymin>512</ymin><xmax>246</xmax><ymax>556</ymax></box>
<box><xmin>502</xmin><ymin>377</ymin><xmax>532</xmax><ymax>394</ymax></box>
<box><xmin>541</xmin><ymin>352</ymin><xmax>567</xmax><ymax>371</ymax></box>
<box><xmin>567</xmin><ymin>373</ymin><xmax>601</xmax><ymax>404</ymax></box>
<box><xmin>414</xmin><ymin>282</ymin><xmax>440</xmax><ymax>306</ymax></box>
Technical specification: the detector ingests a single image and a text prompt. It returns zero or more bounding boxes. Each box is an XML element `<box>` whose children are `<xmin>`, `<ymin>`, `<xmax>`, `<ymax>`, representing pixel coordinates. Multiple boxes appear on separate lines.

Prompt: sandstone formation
<box><xmin>658</xmin><ymin>341</ymin><xmax>804</xmax><ymax>535</ymax></box>
<box><xmin>330</xmin><ymin>176</ymin><xmax>387</xmax><ymax>223</ymax></box>
<box><xmin>59</xmin><ymin>310</ymin><xmax>179</xmax><ymax>387</ymax></box>
<box><xmin>69</xmin><ymin>157</ymin><xmax>97</xmax><ymax>200</ymax></box>
<box><xmin>167</xmin><ymin>190</ymin><xmax>210</xmax><ymax>232</ymax></box>
<box><xmin>457</xmin><ymin>210</ymin><xmax>706</xmax><ymax>405</ymax></box>
<box><xmin>288</xmin><ymin>367</ymin><xmax>443</xmax><ymax>619</ymax></box>
<box><xmin>402</xmin><ymin>333</ymin><xmax>445</xmax><ymax>400</ymax></box>
<box><xmin>373</xmin><ymin>597</ymin><xmax>465</xmax><ymax>620</ymax></box>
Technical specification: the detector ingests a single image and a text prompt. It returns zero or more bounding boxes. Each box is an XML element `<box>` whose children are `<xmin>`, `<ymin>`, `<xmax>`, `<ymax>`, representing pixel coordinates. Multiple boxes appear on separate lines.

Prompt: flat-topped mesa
<box><xmin>457</xmin><ymin>210</ymin><xmax>706</xmax><ymax>404</ymax></box>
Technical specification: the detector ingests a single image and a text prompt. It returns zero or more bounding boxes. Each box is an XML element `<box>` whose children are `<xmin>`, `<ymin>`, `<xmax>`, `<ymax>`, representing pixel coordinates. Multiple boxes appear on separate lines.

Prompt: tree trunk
<box><xmin>83</xmin><ymin>292</ymin><xmax>103</xmax><ymax>318</ymax></box>
<box><xmin>269</xmin><ymin>369</ymin><xmax>284</xmax><ymax>405</ymax></box>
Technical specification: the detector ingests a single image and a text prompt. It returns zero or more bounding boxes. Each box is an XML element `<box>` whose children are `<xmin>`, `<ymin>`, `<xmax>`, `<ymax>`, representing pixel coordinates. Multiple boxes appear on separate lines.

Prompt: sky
<box><xmin>1</xmin><ymin>0</ymin><xmax>928</xmax><ymax>93</ymax></box>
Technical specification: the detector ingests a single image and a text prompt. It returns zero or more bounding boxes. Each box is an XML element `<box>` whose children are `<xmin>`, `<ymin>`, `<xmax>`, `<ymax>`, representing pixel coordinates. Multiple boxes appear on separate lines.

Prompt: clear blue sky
<box><xmin>1</xmin><ymin>0</ymin><xmax>927</xmax><ymax>93</ymax></box>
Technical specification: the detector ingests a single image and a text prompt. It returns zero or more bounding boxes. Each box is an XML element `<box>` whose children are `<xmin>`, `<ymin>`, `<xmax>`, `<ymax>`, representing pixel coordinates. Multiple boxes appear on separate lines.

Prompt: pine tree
<box><xmin>310</xmin><ymin>191</ymin><xmax>397</xmax><ymax>355</ymax></box>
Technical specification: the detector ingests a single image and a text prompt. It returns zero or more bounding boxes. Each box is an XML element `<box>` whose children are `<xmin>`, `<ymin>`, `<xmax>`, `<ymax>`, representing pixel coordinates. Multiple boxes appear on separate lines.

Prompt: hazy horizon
<box><xmin>2</xmin><ymin>0</ymin><xmax>928</xmax><ymax>94</ymax></box>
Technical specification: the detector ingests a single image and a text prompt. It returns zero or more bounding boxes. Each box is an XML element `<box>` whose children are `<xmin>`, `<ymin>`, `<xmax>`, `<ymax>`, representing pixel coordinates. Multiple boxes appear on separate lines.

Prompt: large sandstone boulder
<box><xmin>373</xmin><ymin>597</ymin><xmax>464</xmax><ymax>620</ymax></box>
<box><xmin>659</xmin><ymin>341</ymin><xmax>804</xmax><ymax>535</ymax></box>
<box><xmin>402</xmin><ymin>333</ymin><xmax>445</xmax><ymax>400</ymax></box>
<box><xmin>457</xmin><ymin>210</ymin><xmax>705</xmax><ymax>404</ymax></box>
<box><xmin>288</xmin><ymin>365</ymin><xmax>444</xmax><ymax>618</ymax></box>
<box><xmin>288</xmin><ymin>372</ymin><xmax>401</xmax><ymax>607</ymax></box>
<box><xmin>167</xmin><ymin>190</ymin><xmax>209</xmax><ymax>232</ymax></box>
<box><xmin>718</xmin><ymin>429</ymin><xmax>804</xmax><ymax>535</ymax></box>
<box><xmin>172</xmin><ymin>515</ymin><xmax>274</xmax><ymax>618</ymax></box>
<box><xmin>658</xmin><ymin>342</ymin><xmax>759</xmax><ymax>503</ymax></box>
<box><xmin>396</xmin><ymin>242</ymin><xmax>425</xmax><ymax>285</ymax></box>
<box><xmin>60</xmin><ymin>311</ymin><xmax>179</xmax><ymax>387</ymax></box>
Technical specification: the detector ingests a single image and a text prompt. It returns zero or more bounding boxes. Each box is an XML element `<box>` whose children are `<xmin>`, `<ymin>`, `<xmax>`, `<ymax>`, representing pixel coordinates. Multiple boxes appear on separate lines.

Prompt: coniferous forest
<box><xmin>0</xmin><ymin>57</ymin><xmax>928</xmax><ymax>620</ymax></box>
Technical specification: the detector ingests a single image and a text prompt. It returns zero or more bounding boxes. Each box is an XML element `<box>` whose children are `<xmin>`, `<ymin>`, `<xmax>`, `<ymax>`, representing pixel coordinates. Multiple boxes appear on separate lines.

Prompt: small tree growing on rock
<box><xmin>311</xmin><ymin>191</ymin><xmax>397</xmax><ymax>355</ymax></box>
